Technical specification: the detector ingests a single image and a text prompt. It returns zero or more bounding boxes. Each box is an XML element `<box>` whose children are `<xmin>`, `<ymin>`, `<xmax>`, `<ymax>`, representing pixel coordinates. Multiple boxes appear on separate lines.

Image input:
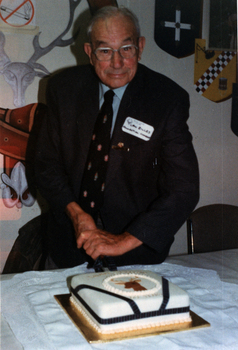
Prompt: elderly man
<box><xmin>35</xmin><ymin>6</ymin><xmax>199</xmax><ymax>269</ymax></box>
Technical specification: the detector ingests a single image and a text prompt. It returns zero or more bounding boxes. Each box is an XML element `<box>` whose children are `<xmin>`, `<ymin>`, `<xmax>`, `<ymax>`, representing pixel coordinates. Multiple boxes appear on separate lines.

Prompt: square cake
<box><xmin>70</xmin><ymin>270</ymin><xmax>192</xmax><ymax>334</ymax></box>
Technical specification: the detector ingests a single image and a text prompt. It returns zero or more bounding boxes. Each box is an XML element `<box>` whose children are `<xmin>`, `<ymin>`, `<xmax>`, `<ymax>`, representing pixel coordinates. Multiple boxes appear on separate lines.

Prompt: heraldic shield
<box><xmin>154</xmin><ymin>0</ymin><xmax>202</xmax><ymax>58</ymax></box>
<box><xmin>194</xmin><ymin>39</ymin><xmax>236</xmax><ymax>102</ymax></box>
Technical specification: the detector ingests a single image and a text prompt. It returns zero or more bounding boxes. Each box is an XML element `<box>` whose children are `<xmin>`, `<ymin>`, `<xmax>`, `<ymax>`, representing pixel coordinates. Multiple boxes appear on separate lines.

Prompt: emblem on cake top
<box><xmin>113</xmin><ymin>277</ymin><xmax>147</xmax><ymax>291</ymax></box>
<box><xmin>102</xmin><ymin>272</ymin><xmax>161</xmax><ymax>297</ymax></box>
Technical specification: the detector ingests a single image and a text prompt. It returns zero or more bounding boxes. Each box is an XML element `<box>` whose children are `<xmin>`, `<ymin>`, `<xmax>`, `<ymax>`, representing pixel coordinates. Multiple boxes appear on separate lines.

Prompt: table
<box><xmin>167</xmin><ymin>249</ymin><xmax>238</xmax><ymax>284</ymax></box>
<box><xmin>1</xmin><ymin>249</ymin><xmax>238</xmax><ymax>350</ymax></box>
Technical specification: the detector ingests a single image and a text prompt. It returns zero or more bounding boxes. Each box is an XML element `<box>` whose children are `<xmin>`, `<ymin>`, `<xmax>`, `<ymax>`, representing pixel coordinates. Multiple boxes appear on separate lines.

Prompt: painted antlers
<box><xmin>27</xmin><ymin>0</ymin><xmax>81</xmax><ymax>68</ymax></box>
<box><xmin>0</xmin><ymin>0</ymin><xmax>81</xmax><ymax>107</ymax></box>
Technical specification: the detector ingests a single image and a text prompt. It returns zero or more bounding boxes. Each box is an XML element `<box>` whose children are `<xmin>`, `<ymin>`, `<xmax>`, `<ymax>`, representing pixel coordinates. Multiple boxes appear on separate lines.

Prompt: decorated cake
<box><xmin>70</xmin><ymin>270</ymin><xmax>192</xmax><ymax>334</ymax></box>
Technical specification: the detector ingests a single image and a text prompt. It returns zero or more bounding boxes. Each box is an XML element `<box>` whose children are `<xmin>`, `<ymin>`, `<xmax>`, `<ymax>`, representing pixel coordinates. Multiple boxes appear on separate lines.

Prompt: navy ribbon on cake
<box><xmin>159</xmin><ymin>277</ymin><xmax>169</xmax><ymax>313</ymax></box>
<box><xmin>71</xmin><ymin>277</ymin><xmax>190</xmax><ymax>325</ymax></box>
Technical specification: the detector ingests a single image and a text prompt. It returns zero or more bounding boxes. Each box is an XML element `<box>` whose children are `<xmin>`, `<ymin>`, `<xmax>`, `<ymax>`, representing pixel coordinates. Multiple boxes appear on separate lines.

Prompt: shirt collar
<box><xmin>99</xmin><ymin>83</ymin><xmax>128</xmax><ymax>101</ymax></box>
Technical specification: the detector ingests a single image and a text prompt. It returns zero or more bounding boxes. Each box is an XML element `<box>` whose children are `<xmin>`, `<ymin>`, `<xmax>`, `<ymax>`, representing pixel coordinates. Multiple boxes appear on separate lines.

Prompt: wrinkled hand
<box><xmin>66</xmin><ymin>202</ymin><xmax>143</xmax><ymax>260</ymax></box>
<box><xmin>76</xmin><ymin>229</ymin><xmax>142</xmax><ymax>260</ymax></box>
<box><xmin>65</xmin><ymin>201</ymin><xmax>96</xmax><ymax>239</ymax></box>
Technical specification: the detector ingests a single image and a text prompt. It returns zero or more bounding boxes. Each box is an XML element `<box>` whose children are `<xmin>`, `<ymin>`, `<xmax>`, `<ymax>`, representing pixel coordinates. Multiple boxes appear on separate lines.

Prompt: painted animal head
<box><xmin>0</xmin><ymin>0</ymin><xmax>81</xmax><ymax>107</ymax></box>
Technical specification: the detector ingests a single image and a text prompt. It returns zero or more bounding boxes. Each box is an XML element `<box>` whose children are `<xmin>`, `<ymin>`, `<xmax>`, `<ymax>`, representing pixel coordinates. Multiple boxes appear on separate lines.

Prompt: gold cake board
<box><xmin>55</xmin><ymin>294</ymin><xmax>210</xmax><ymax>344</ymax></box>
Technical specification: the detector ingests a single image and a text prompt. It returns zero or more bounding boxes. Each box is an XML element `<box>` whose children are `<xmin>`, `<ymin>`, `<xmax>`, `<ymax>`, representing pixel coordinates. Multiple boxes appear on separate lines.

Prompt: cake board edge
<box><xmin>54</xmin><ymin>294</ymin><xmax>210</xmax><ymax>344</ymax></box>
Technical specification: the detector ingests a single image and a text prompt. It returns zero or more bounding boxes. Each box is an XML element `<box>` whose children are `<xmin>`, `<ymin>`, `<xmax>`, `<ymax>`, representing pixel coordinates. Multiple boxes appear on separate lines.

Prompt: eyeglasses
<box><xmin>94</xmin><ymin>44</ymin><xmax>138</xmax><ymax>61</ymax></box>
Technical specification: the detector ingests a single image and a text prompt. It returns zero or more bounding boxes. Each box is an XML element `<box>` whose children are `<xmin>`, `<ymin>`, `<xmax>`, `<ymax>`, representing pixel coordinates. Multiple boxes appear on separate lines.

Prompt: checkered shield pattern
<box><xmin>195</xmin><ymin>51</ymin><xmax>236</xmax><ymax>94</ymax></box>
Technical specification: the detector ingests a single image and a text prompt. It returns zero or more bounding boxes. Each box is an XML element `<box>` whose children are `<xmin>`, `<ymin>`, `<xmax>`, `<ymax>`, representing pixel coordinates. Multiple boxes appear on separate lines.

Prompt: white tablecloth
<box><xmin>1</xmin><ymin>256</ymin><xmax>238</xmax><ymax>350</ymax></box>
<box><xmin>167</xmin><ymin>249</ymin><xmax>238</xmax><ymax>284</ymax></box>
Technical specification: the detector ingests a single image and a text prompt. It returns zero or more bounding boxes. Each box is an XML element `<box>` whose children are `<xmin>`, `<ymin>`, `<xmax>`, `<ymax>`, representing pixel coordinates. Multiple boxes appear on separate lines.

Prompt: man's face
<box><xmin>84</xmin><ymin>15</ymin><xmax>145</xmax><ymax>89</ymax></box>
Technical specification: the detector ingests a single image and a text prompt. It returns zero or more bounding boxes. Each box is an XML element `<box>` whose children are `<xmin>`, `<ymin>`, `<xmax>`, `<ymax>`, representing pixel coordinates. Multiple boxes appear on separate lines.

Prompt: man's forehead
<box><xmin>90</xmin><ymin>16</ymin><xmax>137</xmax><ymax>43</ymax></box>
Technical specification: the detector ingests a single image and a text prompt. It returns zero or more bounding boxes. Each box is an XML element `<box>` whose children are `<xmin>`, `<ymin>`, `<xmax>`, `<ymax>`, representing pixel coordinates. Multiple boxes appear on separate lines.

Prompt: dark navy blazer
<box><xmin>35</xmin><ymin>63</ymin><xmax>199</xmax><ymax>268</ymax></box>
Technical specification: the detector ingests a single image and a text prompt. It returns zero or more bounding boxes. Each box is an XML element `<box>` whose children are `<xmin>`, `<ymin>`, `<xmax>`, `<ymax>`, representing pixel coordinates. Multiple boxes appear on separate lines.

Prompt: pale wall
<box><xmin>0</xmin><ymin>0</ymin><xmax>237</xmax><ymax>271</ymax></box>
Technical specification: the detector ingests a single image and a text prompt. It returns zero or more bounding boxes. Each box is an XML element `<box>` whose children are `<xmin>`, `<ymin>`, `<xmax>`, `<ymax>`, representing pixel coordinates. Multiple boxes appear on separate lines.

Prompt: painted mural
<box><xmin>0</xmin><ymin>0</ymin><xmax>119</xmax><ymax>210</ymax></box>
<box><xmin>0</xmin><ymin>0</ymin><xmax>82</xmax><ymax>209</ymax></box>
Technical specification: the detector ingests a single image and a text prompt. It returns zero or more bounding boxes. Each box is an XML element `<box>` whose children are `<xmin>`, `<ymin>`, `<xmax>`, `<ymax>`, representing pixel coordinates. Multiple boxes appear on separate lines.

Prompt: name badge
<box><xmin>122</xmin><ymin>117</ymin><xmax>154</xmax><ymax>141</ymax></box>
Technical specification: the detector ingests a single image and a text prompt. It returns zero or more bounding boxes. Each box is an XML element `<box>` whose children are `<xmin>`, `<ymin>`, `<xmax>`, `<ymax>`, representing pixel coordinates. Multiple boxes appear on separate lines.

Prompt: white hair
<box><xmin>87</xmin><ymin>6</ymin><xmax>141</xmax><ymax>42</ymax></box>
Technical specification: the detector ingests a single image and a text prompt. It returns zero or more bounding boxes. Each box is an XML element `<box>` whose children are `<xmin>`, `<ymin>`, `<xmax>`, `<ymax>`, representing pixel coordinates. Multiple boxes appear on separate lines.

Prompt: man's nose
<box><xmin>110</xmin><ymin>50</ymin><xmax>124</xmax><ymax>68</ymax></box>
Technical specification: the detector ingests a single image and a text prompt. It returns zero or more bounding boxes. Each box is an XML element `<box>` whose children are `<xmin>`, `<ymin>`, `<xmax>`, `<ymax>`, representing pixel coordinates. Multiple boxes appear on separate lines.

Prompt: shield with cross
<box><xmin>154</xmin><ymin>0</ymin><xmax>203</xmax><ymax>58</ymax></box>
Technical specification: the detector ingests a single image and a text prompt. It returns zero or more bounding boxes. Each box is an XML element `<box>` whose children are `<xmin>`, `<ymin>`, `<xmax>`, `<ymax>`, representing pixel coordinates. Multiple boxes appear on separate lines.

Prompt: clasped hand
<box><xmin>76</xmin><ymin>229</ymin><xmax>132</xmax><ymax>260</ymax></box>
<box><xmin>66</xmin><ymin>202</ymin><xmax>142</xmax><ymax>260</ymax></box>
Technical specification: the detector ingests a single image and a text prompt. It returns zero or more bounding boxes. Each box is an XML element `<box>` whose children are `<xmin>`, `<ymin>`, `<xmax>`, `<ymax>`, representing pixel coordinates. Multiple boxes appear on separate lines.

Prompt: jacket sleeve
<box><xmin>125</xmin><ymin>91</ymin><xmax>199</xmax><ymax>254</ymax></box>
<box><xmin>35</xmin><ymin>78</ymin><xmax>78</xmax><ymax>214</ymax></box>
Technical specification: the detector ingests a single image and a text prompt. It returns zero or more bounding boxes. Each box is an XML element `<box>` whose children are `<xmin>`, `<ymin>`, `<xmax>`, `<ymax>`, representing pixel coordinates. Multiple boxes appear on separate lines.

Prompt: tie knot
<box><xmin>104</xmin><ymin>90</ymin><xmax>114</xmax><ymax>104</ymax></box>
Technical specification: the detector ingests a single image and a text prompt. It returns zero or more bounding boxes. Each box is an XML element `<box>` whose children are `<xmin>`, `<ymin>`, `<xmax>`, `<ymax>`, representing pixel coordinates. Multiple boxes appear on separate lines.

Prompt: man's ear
<box><xmin>137</xmin><ymin>36</ymin><xmax>146</xmax><ymax>61</ymax></box>
<box><xmin>84</xmin><ymin>43</ymin><xmax>93</xmax><ymax>65</ymax></box>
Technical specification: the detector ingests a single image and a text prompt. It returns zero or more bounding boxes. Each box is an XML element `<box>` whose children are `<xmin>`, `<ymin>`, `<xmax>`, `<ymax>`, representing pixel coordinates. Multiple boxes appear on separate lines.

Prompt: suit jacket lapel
<box><xmin>76</xmin><ymin>75</ymin><xmax>99</xmax><ymax>169</ymax></box>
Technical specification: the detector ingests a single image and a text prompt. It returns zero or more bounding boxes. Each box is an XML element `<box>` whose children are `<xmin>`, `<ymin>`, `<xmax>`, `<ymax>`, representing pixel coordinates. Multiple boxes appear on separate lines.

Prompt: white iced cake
<box><xmin>70</xmin><ymin>270</ymin><xmax>191</xmax><ymax>334</ymax></box>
